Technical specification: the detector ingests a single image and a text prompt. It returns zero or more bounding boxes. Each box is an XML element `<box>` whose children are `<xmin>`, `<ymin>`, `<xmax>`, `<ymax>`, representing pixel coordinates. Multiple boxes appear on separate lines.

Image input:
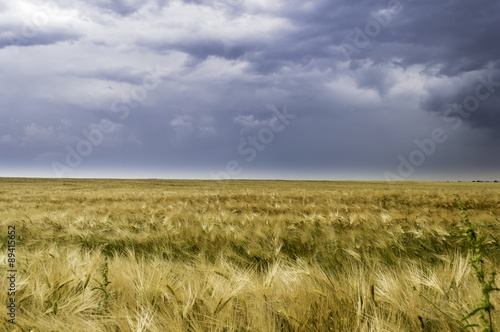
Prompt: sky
<box><xmin>0</xmin><ymin>0</ymin><xmax>499</xmax><ymax>181</ymax></box>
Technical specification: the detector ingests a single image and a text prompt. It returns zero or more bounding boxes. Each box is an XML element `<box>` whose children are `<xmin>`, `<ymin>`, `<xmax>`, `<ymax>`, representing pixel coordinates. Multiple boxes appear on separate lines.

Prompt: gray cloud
<box><xmin>90</xmin><ymin>0</ymin><xmax>150</xmax><ymax>16</ymax></box>
<box><xmin>0</xmin><ymin>28</ymin><xmax>81</xmax><ymax>49</ymax></box>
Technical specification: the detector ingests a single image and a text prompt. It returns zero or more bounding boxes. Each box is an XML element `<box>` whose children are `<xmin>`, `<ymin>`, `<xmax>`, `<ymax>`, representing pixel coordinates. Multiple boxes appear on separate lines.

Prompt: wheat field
<box><xmin>0</xmin><ymin>178</ymin><xmax>499</xmax><ymax>331</ymax></box>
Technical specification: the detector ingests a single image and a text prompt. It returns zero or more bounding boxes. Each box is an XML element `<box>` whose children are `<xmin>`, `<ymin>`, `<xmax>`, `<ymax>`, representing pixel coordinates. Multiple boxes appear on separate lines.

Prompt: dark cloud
<box><xmin>141</xmin><ymin>38</ymin><xmax>248</xmax><ymax>63</ymax></box>
<box><xmin>423</xmin><ymin>69</ymin><xmax>500</xmax><ymax>131</ymax></box>
<box><xmin>91</xmin><ymin>0</ymin><xmax>150</xmax><ymax>16</ymax></box>
<box><xmin>347</xmin><ymin>0</ymin><xmax>500</xmax><ymax>74</ymax></box>
<box><xmin>0</xmin><ymin>28</ymin><xmax>81</xmax><ymax>49</ymax></box>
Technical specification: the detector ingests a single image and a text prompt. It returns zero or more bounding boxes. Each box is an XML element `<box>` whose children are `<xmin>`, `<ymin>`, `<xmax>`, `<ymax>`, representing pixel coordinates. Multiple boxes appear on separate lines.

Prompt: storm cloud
<box><xmin>1</xmin><ymin>0</ymin><xmax>499</xmax><ymax>180</ymax></box>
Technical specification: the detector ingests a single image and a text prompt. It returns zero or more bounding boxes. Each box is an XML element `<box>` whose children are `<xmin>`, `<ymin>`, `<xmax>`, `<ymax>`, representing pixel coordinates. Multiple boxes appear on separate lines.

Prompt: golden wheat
<box><xmin>0</xmin><ymin>178</ymin><xmax>499</xmax><ymax>331</ymax></box>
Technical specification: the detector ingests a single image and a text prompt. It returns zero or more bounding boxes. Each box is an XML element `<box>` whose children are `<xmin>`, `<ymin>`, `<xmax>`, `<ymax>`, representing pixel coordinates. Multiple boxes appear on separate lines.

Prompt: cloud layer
<box><xmin>1</xmin><ymin>0</ymin><xmax>499</xmax><ymax>180</ymax></box>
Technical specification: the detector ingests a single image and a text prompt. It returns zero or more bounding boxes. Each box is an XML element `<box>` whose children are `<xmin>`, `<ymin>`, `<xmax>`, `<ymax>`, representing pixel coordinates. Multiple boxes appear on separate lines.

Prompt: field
<box><xmin>0</xmin><ymin>178</ymin><xmax>499</xmax><ymax>331</ymax></box>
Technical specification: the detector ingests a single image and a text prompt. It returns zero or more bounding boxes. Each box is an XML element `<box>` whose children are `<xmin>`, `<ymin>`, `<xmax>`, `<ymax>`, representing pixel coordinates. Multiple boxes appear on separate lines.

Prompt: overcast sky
<box><xmin>1</xmin><ymin>0</ymin><xmax>499</xmax><ymax>180</ymax></box>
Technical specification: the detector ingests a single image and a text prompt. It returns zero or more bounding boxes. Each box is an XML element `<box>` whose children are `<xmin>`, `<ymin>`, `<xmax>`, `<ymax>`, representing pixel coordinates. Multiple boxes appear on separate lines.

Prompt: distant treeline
<box><xmin>451</xmin><ymin>180</ymin><xmax>499</xmax><ymax>183</ymax></box>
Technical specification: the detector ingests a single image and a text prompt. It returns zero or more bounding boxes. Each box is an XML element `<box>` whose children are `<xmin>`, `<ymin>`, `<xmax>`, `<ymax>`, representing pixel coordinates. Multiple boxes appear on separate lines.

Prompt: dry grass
<box><xmin>0</xmin><ymin>178</ymin><xmax>499</xmax><ymax>331</ymax></box>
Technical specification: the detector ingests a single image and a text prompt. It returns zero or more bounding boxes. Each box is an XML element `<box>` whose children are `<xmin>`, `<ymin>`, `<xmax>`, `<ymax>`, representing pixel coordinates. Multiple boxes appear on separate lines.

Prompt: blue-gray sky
<box><xmin>1</xmin><ymin>0</ymin><xmax>499</xmax><ymax>180</ymax></box>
